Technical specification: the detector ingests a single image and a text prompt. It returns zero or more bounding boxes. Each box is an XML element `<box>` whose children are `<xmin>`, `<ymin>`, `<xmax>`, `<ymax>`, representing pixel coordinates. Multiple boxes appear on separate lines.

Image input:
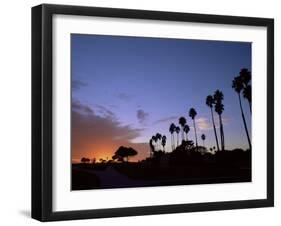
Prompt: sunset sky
<box><xmin>71</xmin><ymin>34</ymin><xmax>252</xmax><ymax>163</ymax></box>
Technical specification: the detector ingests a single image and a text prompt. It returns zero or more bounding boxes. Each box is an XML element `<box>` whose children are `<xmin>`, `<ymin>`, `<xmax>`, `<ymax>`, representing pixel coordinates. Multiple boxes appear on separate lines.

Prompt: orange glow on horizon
<box><xmin>72</xmin><ymin>143</ymin><xmax>149</xmax><ymax>164</ymax></box>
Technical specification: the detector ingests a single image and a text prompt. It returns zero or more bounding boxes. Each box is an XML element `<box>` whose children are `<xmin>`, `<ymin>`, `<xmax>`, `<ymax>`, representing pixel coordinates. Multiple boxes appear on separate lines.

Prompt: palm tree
<box><xmin>161</xmin><ymin>135</ymin><xmax>167</xmax><ymax>152</ymax></box>
<box><xmin>243</xmin><ymin>84</ymin><xmax>251</xmax><ymax>113</ymax></box>
<box><xmin>169</xmin><ymin>123</ymin><xmax>176</xmax><ymax>150</ymax></box>
<box><xmin>240</xmin><ymin>68</ymin><xmax>252</xmax><ymax>113</ymax></box>
<box><xmin>206</xmin><ymin>95</ymin><xmax>220</xmax><ymax>151</ymax></box>
<box><xmin>151</xmin><ymin>135</ymin><xmax>157</xmax><ymax>152</ymax></box>
<box><xmin>201</xmin><ymin>134</ymin><xmax>206</xmax><ymax>147</ymax></box>
<box><xmin>155</xmin><ymin>133</ymin><xmax>162</xmax><ymax>150</ymax></box>
<box><xmin>240</xmin><ymin>68</ymin><xmax>251</xmax><ymax>84</ymax></box>
<box><xmin>189</xmin><ymin>108</ymin><xmax>198</xmax><ymax>150</ymax></box>
<box><xmin>232</xmin><ymin>76</ymin><xmax>251</xmax><ymax>149</ymax></box>
<box><xmin>175</xmin><ymin>126</ymin><xmax>180</xmax><ymax>147</ymax></box>
<box><xmin>149</xmin><ymin>138</ymin><xmax>154</xmax><ymax>158</ymax></box>
<box><xmin>179</xmin><ymin>117</ymin><xmax>187</xmax><ymax>143</ymax></box>
<box><xmin>213</xmin><ymin>90</ymin><xmax>225</xmax><ymax>151</ymax></box>
<box><xmin>183</xmin><ymin>124</ymin><xmax>190</xmax><ymax>141</ymax></box>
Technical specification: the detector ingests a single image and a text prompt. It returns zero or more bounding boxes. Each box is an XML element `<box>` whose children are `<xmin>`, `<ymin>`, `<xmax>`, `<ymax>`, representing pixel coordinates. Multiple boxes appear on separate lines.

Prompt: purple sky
<box><xmin>71</xmin><ymin>34</ymin><xmax>252</xmax><ymax>162</ymax></box>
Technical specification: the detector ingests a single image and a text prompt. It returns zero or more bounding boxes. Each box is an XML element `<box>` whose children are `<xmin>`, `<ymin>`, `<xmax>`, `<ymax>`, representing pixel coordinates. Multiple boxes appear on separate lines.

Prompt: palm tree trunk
<box><xmin>173</xmin><ymin>134</ymin><xmax>175</xmax><ymax>150</ymax></box>
<box><xmin>181</xmin><ymin>128</ymin><xmax>184</xmax><ymax>143</ymax></box>
<box><xmin>211</xmin><ymin>108</ymin><xmax>220</xmax><ymax>151</ymax></box>
<box><xmin>193</xmin><ymin>119</ymin><xmax>198</xmax><ymax>150</ymax></box>
<box><xmin>177</xmin><ymin>134</ymin><xmax>179</xmax><ymax>147</ymax></box>
<box><xmin>218</xmin><ymin>115</ymin><xmax>225</xmax><ymax>151</ymax></box>
<box><xmin>171</xmin><ymin>134</ymin><xmax>173</xmax><ymax>151</ymax></box>
<box><xmin>238</xmin><ymin>94</ymin><xmax>252</xmax><ymax>149</ymax></box>
<box><xmin>157</xmin><ymin>140</ymin><xmax>160</xmax><ymax>151</ymax></box>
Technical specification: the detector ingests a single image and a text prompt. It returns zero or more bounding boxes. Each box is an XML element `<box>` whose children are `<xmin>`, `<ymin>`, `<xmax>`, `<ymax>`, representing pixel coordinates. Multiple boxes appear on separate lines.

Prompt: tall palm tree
<box><xmin>201</xmin><ymin>134</ymin><xmax>206</xmax><ymax>147</ymax></box>
<box><xmin>240</xmin><ymin>68</ymin><xmax>252</xmax><ymax>113</ymax></box>
<box><xmin>149</xmin><ymin>138</ymin><xmax>154</xmax><ymax>158</ymax></box>
<box><xmin>243</xmin><ymin>84</ymin><xmax>252</xmax><ymax>113</ymax></box>
<box><xmin>240</xmin><ymin>68</ymin><xmax>251</xmax><ymax>84</ymax></box>
<box><xmin>183</xmin><ymin>124</ymin><xmax>190</xmax><ymax>141</ymax></box>
<box><xmin>175</xmin><ymin>126</ymin><xmax>180</xmax><ymax>147</ymax></box>
<box><xmin>206</xmin><ymin>95</ymin><xmax>220</xmax><ymax>151</ymax></box>
<box><xmin>169</xmin><ymin>123</ymin><xmax>176</xmax><ymax>150</ymax></box>
<box><xmin>155</xmin><ymin>133</ymin><xmax>162</xmax><ymax>150</ymax></box>
<box><xmin>179</xmin><ymin>117</ymin><xmax>187</xmax><ymax>143</ymax></box>
<box><xmin>161</xmin><ymin>135</ymin><xmax>167</xmax><ymax>152</ymax></box>
<box><xmin>213</xmin><ymin>90</ymin><xmax>225</xmax><ymax>151</ymax></box>
<box><xmin>232</xmin><ymin>76</ymin><xmax>252</xmax><ymax>149</ymax></box>
<box><xmin>152</xmin><ymin>135</ymin><xmax>157</xmax><ymax>152</ymax></box>
<box><xmin>189</xmin><ymin>108</ymin><xmax>198</xmax><ymax>150</ymax></box>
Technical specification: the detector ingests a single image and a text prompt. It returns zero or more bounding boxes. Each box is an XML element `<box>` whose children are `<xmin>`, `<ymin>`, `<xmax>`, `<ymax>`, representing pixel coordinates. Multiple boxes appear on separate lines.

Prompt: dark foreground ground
<box><xmin>72</xmin><ymin>150</ymin><xmax>251</xmax><ymax>190</ymax></box>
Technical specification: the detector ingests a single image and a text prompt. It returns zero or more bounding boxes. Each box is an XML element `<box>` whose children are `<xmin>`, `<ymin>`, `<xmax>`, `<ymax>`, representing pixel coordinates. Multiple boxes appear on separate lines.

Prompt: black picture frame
<box><xmin>32</xmin><ymin>4</ymin><xmax>274</xmax><ymax>222</ymax></box>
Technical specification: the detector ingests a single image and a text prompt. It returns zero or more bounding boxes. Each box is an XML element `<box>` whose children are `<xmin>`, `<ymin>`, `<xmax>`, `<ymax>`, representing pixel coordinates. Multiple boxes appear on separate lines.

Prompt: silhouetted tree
<box><xmin>232</xmin><ymin>75</ymin><xmax>251</xmax><ymax>149</ymax></box>
<box><xmin>155</xmin><ymin>133</ymin><xmax>162</xmax><ymax>150</ymax></box>
<box><xmin>179</xmin><ymin>116</ymin><xmax>187</xmax><ymax>142</ymax></box>
<box><xmin>81</xmin><ymin>157</ymin><xmax>90</xmax><ymax>164</ymax></box>
<box><xmin>115</xmin><ymin>146</ymin><xmax>138</xmax><ymax>162</ymax></box>
<box><xmin>206</xmin><ymin>95</ymin><xmax>220</xmax><ymax>151</ymax></box>
<box><xmin>183</xmin><ymin>124</ymin><xmax>190</xmax><ymax>141</ymax></box>
<box><xmin>112</xmin><ymin>154</ymin><xmax>118</xmax><ymax>160</ymax></box>
<box><xmin>99</xmin><ymin>158</ymin><xmax>105</xmax><ymax>163</ymax></box>
<box><xmin>240</xmin><ymin>68</ymin><xmax>252</xmax><ymax>113</ymax></box>
<box><xmin>112</xmin><ymin>154</ymin><xmax>124</xmax><ymax>162</ymax></box>
<box><xmin>152</xmin><ymin>135</ymin><xmax>157</xmax><ymax>151</ymax></box>
<box><xmin>181</xmin><ymin>139</ymin><xmax>194</xmax><ymax>151</ymax></box>
<box><xmin>189</xmin><ymin>108</ymin><xmax>198</xmax><ymax>150</ymax></box>
<box><xmin>214</xmin><ymin>90</ymin><xmax>225</xmax><ymax>151</ymax></box>
<box><xmin>149</xmin><ymin>138</ymin><xmax>154</xmax><ymax>158</ymax></box>
<box><xmin>169</xmin><ymin>123</ymin><xmax>176</xmax><ymax>150</ymax></box>
<box><xmin>243</xmin><ymin>84</ymin><xmax>251</xmax><ymax>113</ymax></box>
<box><xmin>201</xmin><ymin>134</ymin><xmax>206</xmax><ymax>147</ymax></box>
<box><xmin>161</xmin><ymin>135</ymin><xmax>167</xmax><ymax>152</ymax></box>
<box><xmin>175</xmin><ymin>126</ymin><xmax>180</xmax><ymax>147</ymax></box>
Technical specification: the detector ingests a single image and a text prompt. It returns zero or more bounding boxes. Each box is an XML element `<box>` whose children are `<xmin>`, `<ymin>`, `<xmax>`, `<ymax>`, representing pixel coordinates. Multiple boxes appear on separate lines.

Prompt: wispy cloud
<box><xmin>116</xmin><ymin>92</ymin><xmax>133</xmax><ymax>101</ymax></box>
<box><xmin>196</xmin><ymin>117</ymin><xmax>213</xmax><ymax>130</ymax></box>
<box><xmin>221</xmin><ymin>116</ymin><xmax>231</xmax><ymax>124</ymax></box>
<box><xmin>94</xmin><ymin>104</ymin><xmax>116</xmax><ymax>120</ymax></box>
<box><xmin>109</xmin><ymin>104</ymin><xmax>118</xmax><ymax>109</ymax></box>
<box><xmin>136</xmin><ymin>109</ymin><xmax>149</xmax><ymax>125</ymax></box>
<box><xmin>72</xmin><ymin>100</ymin><xmax>93</xmax><ymax>114</ymax></box>
<box><xmin>72</xmin><ymin>80</ymin><xmax>87</xmax><ymax>91</ymax></box>
<box><xmin>196</xmin><ymin>116</ymin><xmax>231</xmax><ymax>131</ymax></box>
<box><xmin>154</xmin><ymin>116</ymin><xmax>178</xmax><ymax>124</ymax></box>
<box><xmin>72</xmin><ymin>100</ymin><xmax>147</xmax><ymax>161</ymax></box>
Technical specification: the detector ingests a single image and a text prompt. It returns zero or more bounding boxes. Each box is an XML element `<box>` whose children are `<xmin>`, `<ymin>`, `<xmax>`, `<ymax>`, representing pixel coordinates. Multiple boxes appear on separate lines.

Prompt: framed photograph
<box><xmin>32</xmin><ymin>4</ymin><xmax>274</xmax><ymax>221</ymax></box>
